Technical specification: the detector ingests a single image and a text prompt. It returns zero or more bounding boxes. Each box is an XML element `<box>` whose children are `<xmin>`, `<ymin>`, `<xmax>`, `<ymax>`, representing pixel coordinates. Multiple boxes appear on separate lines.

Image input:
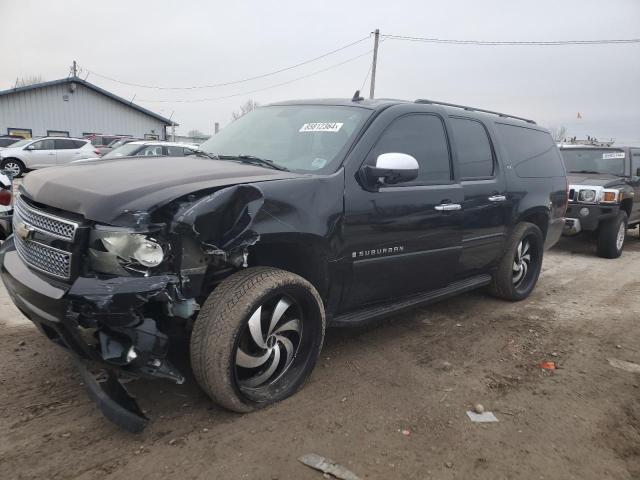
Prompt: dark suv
<box><xmin>0</xmin><ymin>98</ymin><xmax>567</xmax><ymax>431</ymax></box>
<box><xmin>559</xmin><ymin>145</ymin><xmax>640</xmax><ymax>258</ymax></box>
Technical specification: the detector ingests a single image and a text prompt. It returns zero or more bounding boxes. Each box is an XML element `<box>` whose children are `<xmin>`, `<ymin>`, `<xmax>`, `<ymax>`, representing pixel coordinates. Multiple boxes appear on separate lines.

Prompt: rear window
<box><xmin>54</xmin><ymin>139</ymin><xmax>78</xmax><ymax>149</ymax></box>
<box><xmin>495</xmin><ymin>124</ymin><xmax>564</xmax><ymax>178</ymax></box>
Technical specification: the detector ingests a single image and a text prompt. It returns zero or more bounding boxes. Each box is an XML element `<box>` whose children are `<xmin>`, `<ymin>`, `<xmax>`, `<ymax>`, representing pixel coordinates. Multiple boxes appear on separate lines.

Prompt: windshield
<box><xmin>103</xmin><ymin>143</ymin><xmax>143</xmax><ymax>159</ymax></box>
<box><xmin>197</xmin><ymin>105</ymin><xmax>371</xmax><ymax>173</ymax></box>
<box><xmin>561</xmin><ymin>148</ymin><xmax>626</xmax><ymax>176</ymax></box>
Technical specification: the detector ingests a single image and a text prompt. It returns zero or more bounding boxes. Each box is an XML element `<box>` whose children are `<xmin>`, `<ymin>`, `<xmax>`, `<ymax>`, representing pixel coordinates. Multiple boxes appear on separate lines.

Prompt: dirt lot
<box><xmin>1</xmin><ymin>231</ymin><xmax>640</xmax><ymax>480</ymax></box>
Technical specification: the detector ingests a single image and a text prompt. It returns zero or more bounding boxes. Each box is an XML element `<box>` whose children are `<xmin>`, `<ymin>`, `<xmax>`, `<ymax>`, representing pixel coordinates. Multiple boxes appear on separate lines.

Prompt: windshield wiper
<box><xmin>187</xmin><ymin>149</ymin><xmax>219</xmax><ymax>160</ymax></box>
<box><xmin>218</xmin><ymin>154</ymin><xmax>289</xmax><ymax>171</ymax></box>
<box><xmin>570</xmin><ymin>170</ymin><xmax>602</xmax><ymax>174</ymax></box>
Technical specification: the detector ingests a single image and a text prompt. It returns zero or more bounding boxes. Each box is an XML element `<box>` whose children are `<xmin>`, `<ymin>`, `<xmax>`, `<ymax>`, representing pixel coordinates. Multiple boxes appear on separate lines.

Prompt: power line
<box><xmin>382</xmin><ymin>34</ymin><xmax>640</xmax><ymax>46</ymax></box>
<box><xmin>137</xmin><ymin>49</ymin><xmax>373</xmax><ymax>104</ymax></box>
<box><xmin>81</xmin><ymin>35</ymin><xmax>370</xmax><ymax>90</ymax></box>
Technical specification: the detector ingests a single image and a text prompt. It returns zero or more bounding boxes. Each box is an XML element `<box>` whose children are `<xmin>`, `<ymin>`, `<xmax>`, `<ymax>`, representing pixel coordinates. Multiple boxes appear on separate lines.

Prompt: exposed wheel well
<box><xmin>248</xmin><ymin>241</ymin><xmax>330</xmax><ymax>301</ymax></box>
<box><xmin>519</xmin><ymin>211</ymin><xmax>549</xmax><ymax>240</ymax></box>
<box><xmin>620</xmin><ymin>198</ymin><xmax>633</xmax><ymax>219</ymax></box>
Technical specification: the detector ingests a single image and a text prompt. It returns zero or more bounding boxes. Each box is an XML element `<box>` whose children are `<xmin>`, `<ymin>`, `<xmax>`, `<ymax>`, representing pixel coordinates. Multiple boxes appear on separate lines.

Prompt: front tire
<box><xmin>596</xmin><ymin>211</ymin><xmax>627</xmax><ymax>259</ymax></box>
<box><xmin>488</xmin><ymin>222</ymin><xmax>544</xmax><ymax>301</ymax></box>
<box><xmin>190</xmin><ymin>267</ymin><xmax>325</xmax><ymax>413</ymax></box>
<box><xmin>0</xmin><ymin>158</ymin><xmax>25</xmax><ymax>178</ymax></box>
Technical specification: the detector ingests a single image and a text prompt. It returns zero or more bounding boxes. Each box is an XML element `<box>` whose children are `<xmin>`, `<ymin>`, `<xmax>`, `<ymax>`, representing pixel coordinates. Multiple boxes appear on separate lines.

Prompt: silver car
<box><xmin>0</xmin><ymin>137</ymin><xmax>97</xmax><ymax>177</ymax></box>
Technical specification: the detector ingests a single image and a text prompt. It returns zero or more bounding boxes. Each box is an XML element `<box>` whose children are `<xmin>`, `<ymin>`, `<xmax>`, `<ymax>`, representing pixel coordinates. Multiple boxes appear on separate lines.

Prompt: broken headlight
<box><xmin>89</xmin><ymin>229</ymin><xmax>166</xmax><ymax>275</ymax></box>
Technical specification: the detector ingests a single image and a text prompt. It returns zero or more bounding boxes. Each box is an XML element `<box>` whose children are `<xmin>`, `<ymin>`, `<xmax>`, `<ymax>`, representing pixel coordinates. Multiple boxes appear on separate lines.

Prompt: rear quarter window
<box><xmin>495</xmin><ymin>123</ymin><xmax>565</xmax><ymax>178</ymax></box>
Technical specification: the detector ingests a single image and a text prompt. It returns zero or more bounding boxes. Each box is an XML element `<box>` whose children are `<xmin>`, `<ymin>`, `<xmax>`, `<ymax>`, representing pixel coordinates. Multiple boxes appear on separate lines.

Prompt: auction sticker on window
<box><xmin>602</xmin><ymin>152</ymin><xmax>625</xmax><ymax>159</ymax></box>
<box><xmin>299</xmin><ymin>122</ymin><xmax>343</xmax><ymax>133</ymax></box>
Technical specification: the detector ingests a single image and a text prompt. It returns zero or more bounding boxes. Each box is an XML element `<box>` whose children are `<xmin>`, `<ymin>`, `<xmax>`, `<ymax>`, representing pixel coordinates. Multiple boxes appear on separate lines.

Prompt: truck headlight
<box><xmin>90</xmin><ymin>229</ymin><xmax>166</xmax><ymax>274</ymax></box>
<box><xmin>578</xmin><ymin>189</ymin><xmax>596</xmax><ymax>203</ymax></box>
<box><xmin>101</xmin><ymin>233</ymin><xmax>165</xmax><ymax>267</ymax></box>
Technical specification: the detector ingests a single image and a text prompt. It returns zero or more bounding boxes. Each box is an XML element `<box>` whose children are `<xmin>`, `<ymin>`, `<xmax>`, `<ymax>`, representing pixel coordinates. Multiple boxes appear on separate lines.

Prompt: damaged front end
<box><xmin>1</xmin><ymin>184</ymin><xmax>266</xmax><ymax>432</ymax></box>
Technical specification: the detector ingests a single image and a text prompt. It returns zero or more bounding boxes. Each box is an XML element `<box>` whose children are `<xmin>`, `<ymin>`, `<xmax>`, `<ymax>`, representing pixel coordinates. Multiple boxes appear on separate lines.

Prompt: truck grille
<box><xmin>14</xmin><ymin>234</ymin><xmax>72</xmax><ymax>279</ymax></box>
<box><xmin>13</xmin><ymin>198</ymin><xmax>79</xmax><ymax>280</ymax></box>
<box><xmin>15</xmin><ymin>197</ymin><xmax>78</xmax><ymax>241</ymax></box>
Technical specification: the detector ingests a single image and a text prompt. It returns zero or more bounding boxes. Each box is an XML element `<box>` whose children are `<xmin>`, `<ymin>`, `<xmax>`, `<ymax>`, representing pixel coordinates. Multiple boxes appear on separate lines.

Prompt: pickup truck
<box><xmin>0</xmin><ymin>97</ymin><xmax>568</xmax><ymax>431</ymax></box>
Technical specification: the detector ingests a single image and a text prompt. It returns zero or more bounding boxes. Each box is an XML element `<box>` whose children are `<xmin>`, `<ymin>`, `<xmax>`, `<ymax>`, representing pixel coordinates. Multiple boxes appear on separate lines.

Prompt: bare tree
<box><xmin>15</xmin><ymin>75</ymin><xmax>44</xmax><ymax>87</ymax></box>
<box><xmin>232</xmin><ymin>99</ymin><xmax>259</xmax><ymax>121</ymax></box>
<box><xmin>187</xmin><ymin>129</ymin><xmax>205</xmax><ymax>138</ymax></box>
<box><xmin>549</xmin><ymin>126</ymin><xmax>568</xmax><ymax>142</ymax></box>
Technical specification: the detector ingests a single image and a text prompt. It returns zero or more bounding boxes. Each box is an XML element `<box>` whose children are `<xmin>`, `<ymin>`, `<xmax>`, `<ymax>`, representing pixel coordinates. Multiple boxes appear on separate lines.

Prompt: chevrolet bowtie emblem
<box><xmin>15</xmin><ymin>221</ymin><xmax>34</xmax><ymax>241</ymax></box>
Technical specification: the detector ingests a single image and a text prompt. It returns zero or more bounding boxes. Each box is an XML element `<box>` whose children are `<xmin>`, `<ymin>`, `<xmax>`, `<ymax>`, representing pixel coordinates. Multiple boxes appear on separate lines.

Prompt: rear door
<box><xmin>449</xmin><ymin>116</ymin><xmax>509</xmax><ymax>276</ymax></box>
<box><xmin>25</xmin><ymin>139</ymin><xmax>56</xmax><ymax>167</ymax></box>
<box><xmin>341</xmin><ymin>108</ymin><xmax>464</xmax><ymax>309</ymax></box>
<box><xmin>54</xmin><ymin>138</ymin><xmax>82</xmax><ymax>164</ymax></box>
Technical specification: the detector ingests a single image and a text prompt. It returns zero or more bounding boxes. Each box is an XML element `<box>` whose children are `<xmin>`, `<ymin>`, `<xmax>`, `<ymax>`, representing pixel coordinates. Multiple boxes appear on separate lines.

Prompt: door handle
<box><xmin>488</xmin><ymin>195</ymin><xmax>506</xmax><ymax>202</ymax></box>
<box><xmin>48</xmin><ymin>153</ymin><xmax>56</xmax><ymax>156</ymax></box>
<box><xmin>435</xmin><ymin>203</ymin><xmax>462</xmax><ymax>211</ymax></box>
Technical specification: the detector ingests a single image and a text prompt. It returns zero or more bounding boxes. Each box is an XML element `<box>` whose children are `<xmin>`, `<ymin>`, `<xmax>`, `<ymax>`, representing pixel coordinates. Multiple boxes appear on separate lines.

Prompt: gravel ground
<box><xmin>1</xmin><ymin>231</ymin><xmax>640</xmax><ymax>480</ymax></box>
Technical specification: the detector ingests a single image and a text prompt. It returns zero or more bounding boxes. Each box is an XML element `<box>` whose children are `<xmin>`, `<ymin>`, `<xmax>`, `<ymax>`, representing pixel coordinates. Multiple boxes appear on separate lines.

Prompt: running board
<box><xmin>331</xmin><ymin>274</ymin><xmax>492</xmax><ymax>328</ymax></box>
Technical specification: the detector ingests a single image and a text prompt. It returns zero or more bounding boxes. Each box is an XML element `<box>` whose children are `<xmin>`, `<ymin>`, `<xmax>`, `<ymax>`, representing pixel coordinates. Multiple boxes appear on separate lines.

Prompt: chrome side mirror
<box><xmin>362</xmin><ymin>152</ymin><xmax>419</xmax><ymax>186</ymax></box>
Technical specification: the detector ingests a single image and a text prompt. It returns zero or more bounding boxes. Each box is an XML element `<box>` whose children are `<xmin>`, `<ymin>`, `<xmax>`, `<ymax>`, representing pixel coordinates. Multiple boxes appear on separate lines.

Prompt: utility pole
<box><xmin>72</xmin><ymin>60</ymin><xmax>78</xmax><ymax>77</ymax></box>
<box><xmin>369</xmin><ymin>29</ymin><xmax>380</xmax><ymax>99</ymax></box>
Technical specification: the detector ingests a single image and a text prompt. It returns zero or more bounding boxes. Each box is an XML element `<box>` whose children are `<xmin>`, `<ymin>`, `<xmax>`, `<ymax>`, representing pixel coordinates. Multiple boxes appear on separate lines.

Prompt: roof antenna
<box><xmin>351</xmin><ymin>90</ymin><xmax>364</xmax><ymax>102</ymax></box>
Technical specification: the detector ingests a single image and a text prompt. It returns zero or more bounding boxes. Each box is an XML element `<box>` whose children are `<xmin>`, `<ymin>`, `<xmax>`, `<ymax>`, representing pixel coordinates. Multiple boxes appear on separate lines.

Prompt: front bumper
<box><xmin>0</xmin><ymin>237</ymin><xmax>185</xmax><ymax>431</ymax></box>
<box><xmin>563</xmin><ymin>203</ymin><xmax>620</xmax><ymax>235</ymax></box>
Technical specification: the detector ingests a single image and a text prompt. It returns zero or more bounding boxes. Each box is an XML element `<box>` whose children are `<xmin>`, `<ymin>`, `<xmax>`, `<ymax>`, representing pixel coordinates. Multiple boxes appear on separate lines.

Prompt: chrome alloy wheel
<box><xmin>2</xmin><ymin>161</ymin><xmax>21</xmax><ymax>177</ymax></box>
<box><xmin>235</xmin><ymin>296</ymin><xmax>302</xmax><ymax>391</ymax></box>
<box><xmin>512</xmin><ymin>238</ymin><xmax>532</xmax><ymax>287</ymax></box>
<box><xmin>616</xmin><ymin>221</ymin><xmax>626</xmax><ymax>251</ymax></box>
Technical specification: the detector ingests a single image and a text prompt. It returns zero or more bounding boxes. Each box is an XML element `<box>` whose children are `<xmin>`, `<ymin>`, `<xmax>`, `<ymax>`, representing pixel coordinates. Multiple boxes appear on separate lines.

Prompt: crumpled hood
<box><xmin>22</xmin><ymin>155</ymin><xmax>302</xmax><ymax>225</ymax></box>
<box><xmin>567</xmin><ymin>173</ymin><xmax>625</xmax><ymax>188</ymax></box>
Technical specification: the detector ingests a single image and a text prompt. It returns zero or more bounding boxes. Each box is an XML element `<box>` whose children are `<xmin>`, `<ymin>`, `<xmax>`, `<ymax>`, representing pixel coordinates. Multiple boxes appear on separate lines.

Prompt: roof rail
<box><xmin>414</xmin><ymin>99</ymin><xmax>536</xmax><ymax>124</ymax></box>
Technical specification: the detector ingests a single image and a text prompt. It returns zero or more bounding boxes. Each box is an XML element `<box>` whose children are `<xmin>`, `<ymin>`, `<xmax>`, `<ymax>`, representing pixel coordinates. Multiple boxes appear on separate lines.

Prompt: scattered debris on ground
<box><xmin>298</xmin><ymin>453</ymin><xmax>360</xmax><ymax>480</ymax></box>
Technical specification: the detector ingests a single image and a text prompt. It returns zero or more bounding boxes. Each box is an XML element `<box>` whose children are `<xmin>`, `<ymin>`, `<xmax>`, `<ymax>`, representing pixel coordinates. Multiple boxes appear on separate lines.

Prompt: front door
<box><xmin>449</xmin><ymin>117</ymin><xmax>509</xmax><ymax>276</ymax></box>
<box><xmin>25</xmin><ymin>138</ymin><xmax>57</xmax><ymax>167</ymax></box>
<box><xmin>629</xmin><ymin>148</ymin><xmax>640</xmax><ymax>225</ymax></box>
<box><xmin>341</xmin><ymin>112</ymin><xmax>464</xmax><ymax>310</ymax></box>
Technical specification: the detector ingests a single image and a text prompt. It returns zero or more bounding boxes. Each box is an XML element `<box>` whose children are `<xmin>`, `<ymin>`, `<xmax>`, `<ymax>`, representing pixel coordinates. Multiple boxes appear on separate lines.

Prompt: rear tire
<box><xmin>596</xmin><ymin>211</ymin><xmax>627</xmax><ymax>258</ymax></box>
<box><xmin>488</xmin><ymin>222</ymin><xmax>544</xmax><ymax>301</ymax></box>
<box><xmin>0</xmin><ymin>158</ymin><xmax>25</xmax><ymax>178</ymax></box>
<box><xmin>190</xmin><ymin>267</ymin><xmax>325</xmax><ymax>413</ymax></box>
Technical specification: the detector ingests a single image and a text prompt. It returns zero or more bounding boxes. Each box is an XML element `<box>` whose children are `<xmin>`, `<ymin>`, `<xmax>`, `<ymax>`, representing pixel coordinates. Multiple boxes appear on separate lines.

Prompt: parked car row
<box><xmin>0</xmin><ymin>137</ymin><xmax>197</xmax><ymax>177</ymax></box>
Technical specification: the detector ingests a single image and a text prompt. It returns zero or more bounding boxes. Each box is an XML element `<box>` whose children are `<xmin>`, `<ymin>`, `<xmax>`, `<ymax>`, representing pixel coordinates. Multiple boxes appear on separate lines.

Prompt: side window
<box><xmin>137</xmin><ymin>145</ymin><xmax>163</xmax><ymax>156</ymax></box>
<box><xmin>54</xmin><ymin>139</ymin><xmax>78</xmax><ymax>149</ymax></box>
<box><xmin>370</xmin><ymin>114</ymin><xmax>451</xmax><ymax>185</ymax></box>
<box><xmin>165</xmin><ymin>146</ymin><xmax>186</xmax><ymax>156</ymax></box>
<box><xmin>73</xmin><ymin>140</ymin><xmax>88</xmax><ymax>149</ymax></box>
<box><xmin>30</xmin><ymin>139</ymin><xmax>55</xmax><ymax>150</ymax></box>
<box><xmin>495</xmin><ymin>123</ymin><xmax>564</xmax><ymax>178</ymax></box>
<box><xmin>450</xmin><ymin>117</ymin><xmax>494</xmax><ymax>178</ymax></box>
<box><xmin>631</xmin><ymin>149</ymin><xmax>640</xmax><ymax>176</ymax></box>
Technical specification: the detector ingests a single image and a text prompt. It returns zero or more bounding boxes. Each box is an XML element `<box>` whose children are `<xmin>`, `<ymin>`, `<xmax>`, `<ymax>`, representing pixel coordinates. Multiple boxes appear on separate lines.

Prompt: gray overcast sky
<box><xmin>1</xmin><ymin>0</ymin><xmax>639</xmax><ymax>143</ymax></box>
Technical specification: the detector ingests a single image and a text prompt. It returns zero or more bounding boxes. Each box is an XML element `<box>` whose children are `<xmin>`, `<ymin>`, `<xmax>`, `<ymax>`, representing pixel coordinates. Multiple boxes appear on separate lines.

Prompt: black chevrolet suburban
<box><xmin>0</xmin><ymin>97</ymin><xmax>568</xmax><ymax>431</ymax></box>
<box><xmin>560</xmin><ymin>145</ymin><xmax>640</xmax><ymax>258</ymax></box>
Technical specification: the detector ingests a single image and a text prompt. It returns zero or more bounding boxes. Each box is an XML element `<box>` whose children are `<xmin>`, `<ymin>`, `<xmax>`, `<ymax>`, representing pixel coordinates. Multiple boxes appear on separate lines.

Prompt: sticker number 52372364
<box><xmin>299</xmin><ymin>122</ymin><xmax>344</xmax><ymax>133</ymax></box>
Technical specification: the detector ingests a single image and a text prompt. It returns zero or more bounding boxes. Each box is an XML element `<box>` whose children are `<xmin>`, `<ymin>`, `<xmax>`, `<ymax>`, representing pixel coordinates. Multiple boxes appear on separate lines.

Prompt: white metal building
<box><xmin>0</xmin><ymin>77</ymin><xmax>176</xmax><ymax>139</ymax></box>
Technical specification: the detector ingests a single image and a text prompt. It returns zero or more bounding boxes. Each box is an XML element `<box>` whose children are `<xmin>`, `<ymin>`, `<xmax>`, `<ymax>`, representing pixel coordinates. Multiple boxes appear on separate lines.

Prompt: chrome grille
<box><xmin>14</xmin><ymin>234</ymin><xmax>72</xmax><ymax>279</ymax></box>
<box><xmin>15</xmin><ymin>197</ymin><xmax>78</xmax><ymax>241</ymax></box>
